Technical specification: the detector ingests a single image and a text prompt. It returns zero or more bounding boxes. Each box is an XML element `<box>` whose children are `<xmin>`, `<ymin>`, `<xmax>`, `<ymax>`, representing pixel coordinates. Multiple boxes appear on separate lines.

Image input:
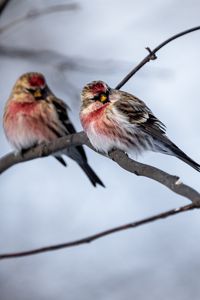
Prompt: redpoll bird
<box><xmin>80</xmin><ymin>80</ymin><xmax>200</xmax><ymax>172</ymax></box>
<box><xmin>3</xmin><ymin>73</ymin><xmax>104</xmax><ymax>187</ymax></box>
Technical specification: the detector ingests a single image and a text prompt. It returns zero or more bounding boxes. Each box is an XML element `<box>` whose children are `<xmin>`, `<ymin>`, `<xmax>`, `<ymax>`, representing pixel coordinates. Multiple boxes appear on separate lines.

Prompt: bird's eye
<box><xmin>92</xmin><ymin>94</ymin><xmax>100</xmax><ymax>101</ymax></box>
<box><xmin>92</xmin><ymin>92</ymin><xmax>109</xmax><ymax>103</ymax></box>
<box><xmin>26</xmin><ymin>88</ymin><xmax>41</xmax><ymax>98</ymax></box>
<box><xmin>26</xmin><ymin>87</ymin><xmax>47</xmax><ymax>99</ymax></box>
<box><xmin>25</xmin><ymin>88</ymin><xmax>34</xmax><ymax>93</ymax></box>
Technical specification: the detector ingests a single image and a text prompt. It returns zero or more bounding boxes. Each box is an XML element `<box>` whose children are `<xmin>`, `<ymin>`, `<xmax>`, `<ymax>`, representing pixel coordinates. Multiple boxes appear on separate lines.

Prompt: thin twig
<box><xmin>0</xmin><ymin>204</ymin><xmax>195</xmax><ymax>260</ymax></box>
<box><xmin>0</xmin><ymin>3</ymin><xmax>79</xmax><ymax>34</ymax></box>
<box><xmin>115</xmin><ymin>26</ymin><xmax>200</xmax><ymax>89</ymax></box>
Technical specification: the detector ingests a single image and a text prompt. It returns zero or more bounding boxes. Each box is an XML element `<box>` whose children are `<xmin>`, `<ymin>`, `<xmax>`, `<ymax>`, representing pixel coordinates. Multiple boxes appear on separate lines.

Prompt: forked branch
<box><xmin>115</xmin><ymin>26</ymin><xmax>200</xmax><ymax>89</ymax></box>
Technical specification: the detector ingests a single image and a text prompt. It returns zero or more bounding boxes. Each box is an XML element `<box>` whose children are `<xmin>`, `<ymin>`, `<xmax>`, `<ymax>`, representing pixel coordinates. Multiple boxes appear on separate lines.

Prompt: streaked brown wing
<box><xmin>114</xmin><ymin>92</ymin><xmax>166</xmax><ymax>135</ymax></box>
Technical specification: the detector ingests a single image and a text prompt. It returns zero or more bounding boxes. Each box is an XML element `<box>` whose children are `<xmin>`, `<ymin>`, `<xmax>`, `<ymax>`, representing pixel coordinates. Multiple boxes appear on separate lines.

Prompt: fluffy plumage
<box><xmin>80</xmin><ymin>80</ymin><xmax>200</xmax><ymax>172</ymax></box>
<box><xmin>3</xmin><ymin>73</ymin><xmax>104</xmax><ymax>187</ymax></box>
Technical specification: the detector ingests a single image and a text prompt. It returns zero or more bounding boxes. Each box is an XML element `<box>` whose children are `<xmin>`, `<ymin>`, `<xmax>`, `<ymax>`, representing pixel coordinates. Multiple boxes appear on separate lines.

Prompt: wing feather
<box><xmin>114</xmin><ymin>92</ymin><xmax>166</xmax><ymax>137</ymax></box>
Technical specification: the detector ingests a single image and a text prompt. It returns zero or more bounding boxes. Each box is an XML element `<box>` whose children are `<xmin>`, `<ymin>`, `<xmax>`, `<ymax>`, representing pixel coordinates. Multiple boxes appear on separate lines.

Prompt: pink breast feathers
<box><xmin>81</xmin><ymin>103</ymin><xmax>118</xmax><ymax>138</ymax></box>
<box><xmin>8</xmin><ymin>101</ymin><xmax>38</xmax><ymax>115</ymax></box>
<box><xmin>81</xmin><ymin>103</ymin><xmax>109</xmax><ymax>129</ymax></box>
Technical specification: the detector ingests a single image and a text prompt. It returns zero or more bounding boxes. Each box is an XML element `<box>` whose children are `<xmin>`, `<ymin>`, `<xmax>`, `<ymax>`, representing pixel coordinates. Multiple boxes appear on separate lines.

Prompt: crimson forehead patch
<box><xmin>90</xmin><ymin>82</ymin><xmax>106</xmax><ymax>93</ymax></box>
<box><xmin>29</xmin><ymin>74</ymin><xmax>45</xmax><ymax>87</ymax></box>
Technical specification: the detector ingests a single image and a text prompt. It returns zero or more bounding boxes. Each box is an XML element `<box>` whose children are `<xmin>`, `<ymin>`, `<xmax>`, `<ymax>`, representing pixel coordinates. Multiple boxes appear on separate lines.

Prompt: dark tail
<box><xmin>54</xmin><ymin>155</ymin><xmax>67</xmax><ymax>166</ymax></box>
<box><xmin>79</xmin><ymin>163</ymin><xmax>105</xmax><ymax>187</ymax></box>
<box><xmin>152</xmin><ymin>133</ymin><xmax>200</xmax><ymax>172</ymax></box>
<box><xmin>54</xmin><ymin>153</ymin><xmax>104</xmax><ymax>187</ymax></box>
<box><xmin>168</xmin><ymin>143</ymin><xmax>200</xmax><ymax>172</ymax></box>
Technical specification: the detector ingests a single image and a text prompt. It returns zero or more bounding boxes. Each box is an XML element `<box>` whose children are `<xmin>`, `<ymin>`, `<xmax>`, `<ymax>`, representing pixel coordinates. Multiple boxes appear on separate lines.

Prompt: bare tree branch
<box><xmin>0</xmin><ymin>3</ymin><xmax>79</xmax><ymax>35</ymax></box>
<box><xmin>0</xmin><ymin>204</ymin><xmax>196</xmax><ymax>260</ymax></box>
<box><xmin>115</xmin><ymin>25</ymin><xmax>200</xmax><ymax>89</ymax></box>
<box><xmin>1</xmin><ymin>132</ymin><xmax>200</xmax><ymax>205</ymax></box>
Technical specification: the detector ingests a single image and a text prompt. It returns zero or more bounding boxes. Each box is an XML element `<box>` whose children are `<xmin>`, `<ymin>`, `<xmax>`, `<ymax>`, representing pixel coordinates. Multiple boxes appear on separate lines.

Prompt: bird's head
<box><xmin>12</xmin><ymin>72</ymin><xmax>49</xmax><ymax>101</ymax></box>
<box><xmin>81</xmin><ymin>81</ymin><xmax>111</xmax><ymax>111</ymax></box>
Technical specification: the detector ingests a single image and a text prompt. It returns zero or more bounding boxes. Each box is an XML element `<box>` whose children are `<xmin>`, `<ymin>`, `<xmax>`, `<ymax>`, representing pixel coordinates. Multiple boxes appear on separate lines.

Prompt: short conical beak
<box><xmin>34</xmin><ymin>89</ymin><xmax>42</xmax><ymax>98</ymax></box>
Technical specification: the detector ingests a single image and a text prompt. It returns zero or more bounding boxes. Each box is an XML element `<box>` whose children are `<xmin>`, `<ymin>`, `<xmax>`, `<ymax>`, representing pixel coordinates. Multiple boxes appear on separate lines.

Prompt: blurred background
<box><xmin>0</xmin><ymin>0</ymin><xmax>200</xmax><ymax>299</ymax></box>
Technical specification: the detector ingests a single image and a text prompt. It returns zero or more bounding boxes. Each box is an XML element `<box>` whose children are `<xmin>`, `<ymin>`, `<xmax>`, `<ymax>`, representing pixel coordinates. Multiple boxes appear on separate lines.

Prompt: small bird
<box><xmin>3</xmin><ymin>72</ymin><xmax>104</xmax><ymax>187</ymax></box>
<box><xmin>80</xmin><ymin>80</ymin><xmax>200</xmax><ymax>172</ymax></box>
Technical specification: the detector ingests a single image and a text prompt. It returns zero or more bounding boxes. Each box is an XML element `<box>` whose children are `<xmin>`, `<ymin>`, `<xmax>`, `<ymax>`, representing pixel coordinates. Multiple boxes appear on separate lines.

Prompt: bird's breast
<box><xmin>81</xmin><ymin>103</ymin><xmax>110</xmax><ymax>130</ymax></box>
<box><xmin>4</xmin><ymin>101</ymin><xmax>44</xmax><ymax>150</ymax></box>
<box><xmin>7</xmin><ymin>101</ymin><xmax>38</xmax><ymax>115</ymax></box>
<box><xmin>81</xmin><ymin>103</ymin><xmax>125</xmax><ymax>153</ymax></box>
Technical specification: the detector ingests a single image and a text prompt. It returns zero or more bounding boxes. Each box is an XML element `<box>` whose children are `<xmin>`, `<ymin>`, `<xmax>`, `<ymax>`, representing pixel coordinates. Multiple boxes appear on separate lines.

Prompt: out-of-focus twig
<box><xmin>0</xmin><ymin>204</ymin><xmax>196</xmax><ymax>260</ymax></box>
<box><xmin>0</xmin><ymin>46</ymin><xmax>121</xmax><ymax>73</ymax></box>
<box><xmin>0</xmin><ymin>45</ymin><xmax>122</xmax><ymax>103</ymax></box>
<box><xmin>0</xmin><ymin>0</ymin><xmax>10</xmax><ymax>16</ymax></box>
<box><xmin>0</xmin><ymin>3</ymin><xmax>79</xmax><ymax>34</ymax></box>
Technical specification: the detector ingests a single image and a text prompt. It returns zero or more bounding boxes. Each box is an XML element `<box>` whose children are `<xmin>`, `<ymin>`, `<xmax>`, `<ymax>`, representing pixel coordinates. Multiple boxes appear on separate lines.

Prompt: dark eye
<box><xmin>26</xmin><ymin>87</ymin><xmax>48</xmax><ymax>99</ymax></box>
<box><xmin>26</xmin><ymin>88</ymin><xmax>35</xmax><ymax>93</ymax></box>
<box><xmin>92</xmin><ymin>94</ymin><xmax>100</xmax><ymax>101</ymax></box>
<box><xmin>26</xmin><ymin>87</ymin><xmax>40</xmax><ymax>96</ymax></box>
<box><xmin>92</xmin><ymin>92</ymin><xmax>109</xmax><ymax>104</ymax></box>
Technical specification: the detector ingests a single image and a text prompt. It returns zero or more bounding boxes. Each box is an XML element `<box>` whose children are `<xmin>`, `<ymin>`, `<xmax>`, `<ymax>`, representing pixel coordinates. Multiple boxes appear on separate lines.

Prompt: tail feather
<box><xmin>54</xmin><ymin>152</ymin><xmax>104</xmax><ymax>187</ymax></box>
<box><xmin>54</xmin><ymin>155</ymin><xmax>67</xmax><ymax>167</ymax></box>
<box><xmin>169</xmin><ymin>143</ymin><xmax>200</xmax><ymax>172</ymax></box>
<box><xmin>79</xmin><ymin>163</ymin><xmax>105</xmax><ymax>187</ymax></box>
<box><xmin>155</xmin><ymin>139</ymin><xmax>200</xmax><ymax>172</ymax></box>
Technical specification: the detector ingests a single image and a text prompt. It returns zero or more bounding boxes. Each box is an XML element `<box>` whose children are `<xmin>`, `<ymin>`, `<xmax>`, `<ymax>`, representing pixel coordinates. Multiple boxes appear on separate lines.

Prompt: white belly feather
<box><xmin>5</xmin><ymin>115</ymin><xmax>38</xmax><ymax>151</ymax></box>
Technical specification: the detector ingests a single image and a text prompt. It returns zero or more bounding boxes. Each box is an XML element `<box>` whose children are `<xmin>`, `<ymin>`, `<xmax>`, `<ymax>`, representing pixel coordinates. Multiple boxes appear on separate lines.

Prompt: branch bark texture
<box><xmin>1</xmin><ymin>132</ymin><xmax>200</xmax><ymax>205</ymax></box>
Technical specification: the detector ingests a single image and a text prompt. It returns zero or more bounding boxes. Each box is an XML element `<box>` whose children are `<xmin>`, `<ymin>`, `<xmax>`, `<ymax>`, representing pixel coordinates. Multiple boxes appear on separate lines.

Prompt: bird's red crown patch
<box><xmin>90</xmin><ymin>82</ymin><xmax>105</xmax><ymax>94</ymax></box>
<box><xmin>29</xmin><ymin>74</ymin><xmax>45</xmax><ymax>87</ymax></box>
